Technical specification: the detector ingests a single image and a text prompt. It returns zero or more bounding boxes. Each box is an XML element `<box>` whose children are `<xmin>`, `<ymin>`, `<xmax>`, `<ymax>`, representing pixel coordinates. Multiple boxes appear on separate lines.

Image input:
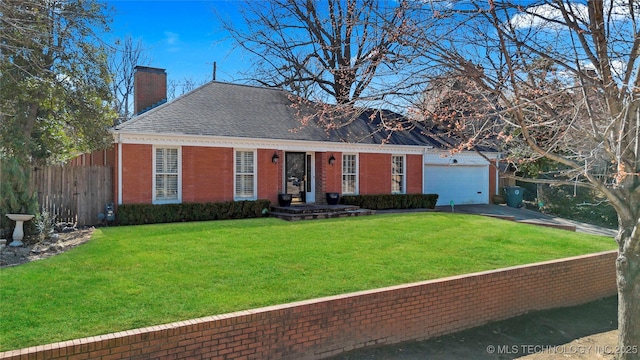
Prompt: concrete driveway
<box><xmin>434</xmin><ymin>204</ymin><xmax>618</xmax><ymax>238</ymax></box>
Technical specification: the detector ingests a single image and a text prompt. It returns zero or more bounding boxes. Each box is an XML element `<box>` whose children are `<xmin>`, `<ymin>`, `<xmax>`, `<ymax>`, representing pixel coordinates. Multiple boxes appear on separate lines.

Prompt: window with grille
<box><xmin>392</xmin><ymin>155</ymin><xmax>405</xmax><ymax>194</ymax></box>
<box><xmin>235</xmin><ymin>150</ymin><xmax>256</xmax><ymax>199</ymax></box>
<box><xmin>155</xmin><ymin>147</ymin><xmax>180</xmax><ymax>202</ymax></box>
<box><xmin>342</xmin><ymin>154</ymin><xmax>357</xmax><ymax>194</ymax></box>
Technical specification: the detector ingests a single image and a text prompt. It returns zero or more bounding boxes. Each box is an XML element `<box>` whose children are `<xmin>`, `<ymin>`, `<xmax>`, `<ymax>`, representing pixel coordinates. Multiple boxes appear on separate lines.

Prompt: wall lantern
<box><xmin>328</xmin><ymin>154</ymin><xmax>336</xmax><ymax>165</ymax></box>
<box><xmin>272</xmin><ymin>152</ymin><xmax>280</xmax><ymax>164</ymax></box>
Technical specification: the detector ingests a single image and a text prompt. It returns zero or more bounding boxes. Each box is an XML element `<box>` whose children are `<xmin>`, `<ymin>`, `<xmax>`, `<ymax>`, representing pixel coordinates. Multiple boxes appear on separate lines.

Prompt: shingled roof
<box><xmin>114</xmin><ymin>81</ymin><xmax>451</xmax><ymax>148</ymax></box>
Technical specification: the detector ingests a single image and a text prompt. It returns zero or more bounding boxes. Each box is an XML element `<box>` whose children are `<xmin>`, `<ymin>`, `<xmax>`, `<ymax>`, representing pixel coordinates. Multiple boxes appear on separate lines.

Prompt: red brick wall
<box><xmin>359</xmin><ymin>153</ymin><xmax>391</xmax><ymax>195</ymax></box>
<box><xmin>117</xmin><ymin>148</ymin><xmax>494</xmax><ymax>205</ymax></box>
<box><xmin>121</xmin><ymin>144</ymin><xmax>152</xmax><ymax>204</ymax></box>
<box><xmin>324</xmin><ymin>152</ymin><xmax>342</xmax><ymax>194</ymax></box>
<box><xmin>0</xmin><ymin>251</ymin><xmax>617</xmax><ymax>360</ymax></box>
<box><xmin>182</xmin><ymin>147</ymin><xmax>234</xmax><ymax>203</ymax></box>
<box><xmin>121</xmin><ymin>147</ymin><xmax>280</xmax><ymax>205</ymax></box>
<box><xmin>258</xmin><ymin>149</ymin><xmax>281</xmax><ymax>204</ymax></box>
<box><xmin>406</xmin><ymin>154</ymin><xmax>423</xmax><ymax>194</ymax></box>
<box><xmin>352</xmin><ymin>153</ymin><xmax>422</xmax><ymax>195</ymax></box>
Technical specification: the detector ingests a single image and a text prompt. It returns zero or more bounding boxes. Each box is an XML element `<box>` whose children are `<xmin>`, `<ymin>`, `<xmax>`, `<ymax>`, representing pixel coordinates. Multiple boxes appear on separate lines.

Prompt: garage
<box><xmin>423</xmin><ymin>156</ymin><xmax>490</xmax><ymax>206</ymax></box>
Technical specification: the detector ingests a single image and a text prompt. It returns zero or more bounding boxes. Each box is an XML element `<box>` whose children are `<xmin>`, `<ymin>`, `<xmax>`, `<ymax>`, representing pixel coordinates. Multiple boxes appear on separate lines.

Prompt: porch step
<box><xmin>270</xmin><ymin>204</ymin><xmax>376</xmax><ymax>221</ymax></box>
<box><xmin>271</xmin><ymin>204</ymin><xmax>360</xmax><ymax>214</ymax></box>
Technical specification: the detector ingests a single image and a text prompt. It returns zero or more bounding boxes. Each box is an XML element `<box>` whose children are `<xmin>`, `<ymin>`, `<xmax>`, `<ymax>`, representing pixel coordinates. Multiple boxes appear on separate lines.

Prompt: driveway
<box><xmin>434</xmin><ymin>204</ymin><xmax>618</xmax><ymax>238</ymax></box>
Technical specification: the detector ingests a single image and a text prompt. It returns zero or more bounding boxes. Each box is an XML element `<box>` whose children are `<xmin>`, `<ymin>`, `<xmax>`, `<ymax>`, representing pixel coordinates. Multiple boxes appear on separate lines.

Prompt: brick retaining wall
<box><xmin>1</xmin><ymin>250</ymin><xmax>617</xmax><ymax>360</ymax></box>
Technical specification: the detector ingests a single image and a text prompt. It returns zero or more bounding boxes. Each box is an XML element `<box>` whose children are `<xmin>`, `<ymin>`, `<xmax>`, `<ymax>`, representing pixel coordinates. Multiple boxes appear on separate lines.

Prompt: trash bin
<box><xmin>504</xmin><ymin>186</ymin><xmax>524</xmax><ymax>208</ymax></box>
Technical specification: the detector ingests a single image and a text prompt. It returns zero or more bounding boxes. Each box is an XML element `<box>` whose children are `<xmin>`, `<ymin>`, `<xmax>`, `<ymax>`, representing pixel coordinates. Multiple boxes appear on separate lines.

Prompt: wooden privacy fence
<box><xmin>30</xmin><ymin>166</ymin><xmax>113</xmax><ymax>226</ymax></box>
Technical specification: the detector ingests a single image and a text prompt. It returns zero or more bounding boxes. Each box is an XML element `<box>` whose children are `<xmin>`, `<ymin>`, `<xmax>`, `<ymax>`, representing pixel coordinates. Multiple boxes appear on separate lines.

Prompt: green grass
<box><xmin>0</xmin><ymin>213</ymin><xmax>616</xmax><ymax>351</ymax></box>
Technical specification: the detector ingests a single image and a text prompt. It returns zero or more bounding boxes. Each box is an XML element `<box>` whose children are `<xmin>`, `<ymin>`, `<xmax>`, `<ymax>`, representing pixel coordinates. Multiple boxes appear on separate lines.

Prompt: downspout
<box><xmin>422</xmin><ymin>147</ymin><xmax>427</xmax><ymax>194</ymax></box>
<box><xmin>117</xmin><ymin>134</ymin><xmax>123</xmax><ymax>205</ymax></box>
<box><xmin>495</xmin><ymin>153</ymin><xmax>501</xmax><ymax>196</ymax></box>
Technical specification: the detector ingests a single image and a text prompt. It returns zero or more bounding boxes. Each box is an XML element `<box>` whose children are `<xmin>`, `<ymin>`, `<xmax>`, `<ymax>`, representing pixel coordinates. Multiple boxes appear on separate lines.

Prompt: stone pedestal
<box><xmin>6</xmin><ymin>214</ymin><xmax>35</xmax><ymax>247</ymax></box>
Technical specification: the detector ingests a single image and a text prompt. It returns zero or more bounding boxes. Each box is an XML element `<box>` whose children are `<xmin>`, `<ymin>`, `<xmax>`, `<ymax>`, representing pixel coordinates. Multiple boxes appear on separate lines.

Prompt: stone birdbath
<box><xmin>6</xmin><ymin>214</ymin><xmax>35</xmax><ymax>247</ymax></box>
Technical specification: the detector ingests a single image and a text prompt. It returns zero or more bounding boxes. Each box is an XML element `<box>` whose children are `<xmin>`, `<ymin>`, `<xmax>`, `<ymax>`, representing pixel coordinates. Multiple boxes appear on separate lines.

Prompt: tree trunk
<box><xmin>616</xmin><ymin>219</ymin><xmax>640</xmax><ymax>360</ymax></box>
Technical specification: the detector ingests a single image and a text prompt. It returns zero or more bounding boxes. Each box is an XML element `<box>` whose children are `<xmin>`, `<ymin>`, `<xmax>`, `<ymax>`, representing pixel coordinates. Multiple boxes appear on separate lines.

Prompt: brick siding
<box><xmin>121</xmin><ymin>144</ymin><xmax>152</xmax><ymax>204</ymax></box>
<box><xmin>258</xmin><ymin>149</ymin><xmax>281</xmax><ymax>204</ymax></box>
<box><xmin>406</xmin><ymin>154</ymin><xmax>423</xmax><ymax>194</ymax></box>
<box><xmin>115</xmin><ymin>148</ymin><xmax>494</xmax><ymax>206</ymax></box>
<box><xmin>359</xmin><ymin>153</ymin><xmax>391</xmax><ymax>194</ymax></box>
<box><xmin>0</xmin><ymin>251</ymin><xmax>617</xmax><ymax>360</ymax></box>
<box><xmin>324</xmin><ymin>152</ymin><xmax>342</xmax><ymax>194</ymax></box>
<box><xmin>182</xmin><ymin>147</ymin><xmax>234</xmax><ymax>203</ymax></box>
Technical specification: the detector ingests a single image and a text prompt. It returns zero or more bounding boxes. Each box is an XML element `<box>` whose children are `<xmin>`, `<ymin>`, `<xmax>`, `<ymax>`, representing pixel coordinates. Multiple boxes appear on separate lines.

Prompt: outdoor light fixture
<box><xmin>328</xmin><ymin>154</ymin><xmax>336</xmax><ymax>165</ymax></box>
<box><xmin>272</xmin><ymin>152</ymin><xmax>280</xmax><ymax>164</ymax></box>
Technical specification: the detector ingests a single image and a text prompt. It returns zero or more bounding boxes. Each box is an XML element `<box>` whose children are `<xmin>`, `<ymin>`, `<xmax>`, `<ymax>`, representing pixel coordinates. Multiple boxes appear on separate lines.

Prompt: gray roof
<box><xmin>115</xmin><ymin>81</ymin><xmax>460</xmax><ymax>149</ymax></box>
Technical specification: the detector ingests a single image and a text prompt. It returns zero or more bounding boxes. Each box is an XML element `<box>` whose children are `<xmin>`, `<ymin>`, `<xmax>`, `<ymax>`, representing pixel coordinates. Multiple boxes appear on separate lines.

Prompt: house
<box><xmin>103</xmin><ymin>66</ymin><xmax>498</xmax><ymax>208</ymax></box>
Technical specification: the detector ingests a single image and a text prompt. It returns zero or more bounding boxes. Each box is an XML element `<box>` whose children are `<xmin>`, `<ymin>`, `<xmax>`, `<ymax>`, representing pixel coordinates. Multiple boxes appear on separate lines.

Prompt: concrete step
<box><xmin>271</xmin><ymin>204</ymin><xmax>361</xmax><ymax>215</ymax></box>
<box><xmin>270</xmin><ymin>208</ymin><xmax>376</xmax><ymax>221</ymax></box>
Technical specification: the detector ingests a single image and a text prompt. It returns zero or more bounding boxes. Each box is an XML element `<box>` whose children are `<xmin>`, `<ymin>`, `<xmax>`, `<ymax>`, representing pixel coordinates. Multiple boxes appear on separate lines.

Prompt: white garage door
<box><xmin>424</xmin><ymin>165</ymin><xmax>489</xmax><ymax>206</ymax></box>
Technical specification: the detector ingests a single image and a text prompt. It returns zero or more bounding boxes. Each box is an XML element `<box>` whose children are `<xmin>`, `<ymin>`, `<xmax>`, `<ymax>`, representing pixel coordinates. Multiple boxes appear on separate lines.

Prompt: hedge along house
<box><xmin>110</xmin><ymin>66</ymin><xmax>499</xmax><ymax>208</ymax></box>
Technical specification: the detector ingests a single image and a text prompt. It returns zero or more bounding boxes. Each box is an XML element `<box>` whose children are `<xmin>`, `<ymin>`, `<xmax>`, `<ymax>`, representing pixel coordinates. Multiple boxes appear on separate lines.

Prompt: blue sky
<box><xmin>105</xmin><ymin>1</ymin><xmax>248</xmax><ymax>84</ymax></box>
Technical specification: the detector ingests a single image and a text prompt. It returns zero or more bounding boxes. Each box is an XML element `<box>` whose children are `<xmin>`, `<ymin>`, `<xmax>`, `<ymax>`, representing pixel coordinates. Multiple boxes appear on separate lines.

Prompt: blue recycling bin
<box><xmin>504</xmin><ymin>186</ymin><xmax>524</xmax><ymax>208</ymax></box>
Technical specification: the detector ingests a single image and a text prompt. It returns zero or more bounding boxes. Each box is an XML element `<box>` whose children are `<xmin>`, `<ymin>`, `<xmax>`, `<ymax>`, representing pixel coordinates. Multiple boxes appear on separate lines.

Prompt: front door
<box><xmin>285</xmin><ymin>152</ymin><xmax>315</xmax><ymax>203</ymax></box>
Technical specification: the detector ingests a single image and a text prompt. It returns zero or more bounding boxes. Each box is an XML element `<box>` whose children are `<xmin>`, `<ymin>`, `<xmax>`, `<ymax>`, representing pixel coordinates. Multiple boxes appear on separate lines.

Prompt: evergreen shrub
<box><xmin>340</xmin><ymin>194</ymin><xmax>439</xmax><ymax>210</ymax></box>
<box><xmin>117</xmin><ymin>199</ymin><xmax>271</xmax><ymax>225</ymax></box>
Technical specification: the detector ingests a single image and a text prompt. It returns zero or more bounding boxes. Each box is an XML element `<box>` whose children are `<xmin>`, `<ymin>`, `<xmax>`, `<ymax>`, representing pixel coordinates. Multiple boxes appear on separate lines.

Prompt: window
<box><xmin>154</xmin><ymin>147</ymin><xmax>180</xmax><ymax>203</ymax></box>
<box><xmin>392</xmin><ymin>155</ymin><xmax>405</xmax><ymax>194</ymax></box>
<box><xmin>342</xmin><ymin>154</ymin><xmax>358</xmax><ymax>194</ymax></box>
<box><xmin>235</xmin><ymin>150</ymin><xmax>256</xmax><ymax>199</ymax></box>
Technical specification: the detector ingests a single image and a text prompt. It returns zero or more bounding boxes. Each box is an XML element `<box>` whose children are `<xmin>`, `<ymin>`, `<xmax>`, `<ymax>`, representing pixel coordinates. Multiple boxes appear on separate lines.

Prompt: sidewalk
<box><xmin>327</xmin><ymin>297</ymin><xmax>618</xmax><ymax>360</ymax></box>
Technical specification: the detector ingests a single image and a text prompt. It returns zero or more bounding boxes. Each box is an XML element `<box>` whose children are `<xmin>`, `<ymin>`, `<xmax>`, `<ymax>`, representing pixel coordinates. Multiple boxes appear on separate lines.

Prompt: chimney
<box><xmin>134</xmin><ymin>66</ymin><xmax>167</xmax><ymax>115</ymax></box>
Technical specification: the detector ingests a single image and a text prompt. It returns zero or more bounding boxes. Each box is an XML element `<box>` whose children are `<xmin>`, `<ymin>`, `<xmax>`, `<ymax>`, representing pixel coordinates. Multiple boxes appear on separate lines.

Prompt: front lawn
<box><xmin>0</xmin><ymin>213</ymin><xmax>615</xmax><ymax>351</ymax></box>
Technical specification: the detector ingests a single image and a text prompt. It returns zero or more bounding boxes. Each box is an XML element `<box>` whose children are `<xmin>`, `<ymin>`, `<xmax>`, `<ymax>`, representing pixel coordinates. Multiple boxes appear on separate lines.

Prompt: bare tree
<box><xmin>410</xmin><ymin>1</ymin><xmax>639</xmax><ymax>356</ymax></box>
<box><xmin>108</xmin><ymin>36</ymin><xmax>150</xmax><ymax>124</ymax></box>
<box><xmin>167</xmin><ymin>77</ymin><xmax>208</xmax><ymax>100</ymax></box>
<box><xmin>223</xmin><ymin>0</ymin><xmax>426</xmax><ymax>109</ymax></box>
<box><xmin>167</xmin><ymin>78</ymin><xmax>178</xmax><ymax>101</ymax></box>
